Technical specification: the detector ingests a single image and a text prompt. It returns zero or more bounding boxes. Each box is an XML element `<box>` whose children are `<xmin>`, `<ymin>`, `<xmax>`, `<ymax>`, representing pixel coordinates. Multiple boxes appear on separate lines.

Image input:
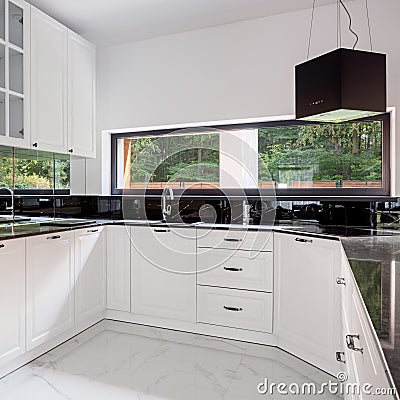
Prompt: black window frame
<box><xmin>111</xmin><ymin>113</ymin><xmax>391</xmax><ymax>198</ymax></box>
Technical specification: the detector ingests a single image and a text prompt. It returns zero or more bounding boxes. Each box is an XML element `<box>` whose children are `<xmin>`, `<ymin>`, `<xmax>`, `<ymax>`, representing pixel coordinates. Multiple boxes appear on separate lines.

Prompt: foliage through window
<box><xmin>258</xmin><ymin>120</ymin><xmax>384</xmax><ymax>189</ymax></box>
<box><xmin>116</xmin><ymin>133</ymin><xmax>219</xmax><ymax>189</ymax></box>
<box><xmin>0</xmin><ymin>146</ymin><xmax>70</xmax><ymax>191</ymax></box>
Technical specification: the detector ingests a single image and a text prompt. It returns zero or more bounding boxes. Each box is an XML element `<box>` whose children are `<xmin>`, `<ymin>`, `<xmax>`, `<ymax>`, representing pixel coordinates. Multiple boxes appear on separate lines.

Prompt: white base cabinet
<box><xmin>107</xmin><ymin>225</ymin><xmax>131</xmax><ymax>312</ymax></box>
<box><xmin>0</xmin><ymin>238</ymin><xmax>26</xmax><ymax>366</ymax></box>
<box><xmin>197</xmin><ymin>286</ymin><xmax>273</xmax><ymax>333</ymax></box>
<box><xmin>26</xmin><ymin>232</ymin><xmax>74</xmax><ymax>351</ymax></box>
<box><xmin>274</xmin><ymin>232</ymin><xmax>342</xmax><ymax>376</ymax></box>
<box><xmin>131</xmin><ymin>226</ymin><xmax>196</xmax><ymax>322</ymax></box>
<box><xmin>340</xmin><ymin>253</ymin><xmax>396</xmax><ymax>399</ymax></box>
<box><xmin>75</xmin><ymin>227</ymin><xmax>106</xmax><ymax>325</ymax></box>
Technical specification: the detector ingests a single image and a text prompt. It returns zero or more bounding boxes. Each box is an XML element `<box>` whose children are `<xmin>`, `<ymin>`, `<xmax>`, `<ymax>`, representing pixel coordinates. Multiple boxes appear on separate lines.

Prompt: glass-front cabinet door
<box><xmin>0</xmin><ymin>0</ymin><xmax>30</xmax><ymax>148</ymax></box>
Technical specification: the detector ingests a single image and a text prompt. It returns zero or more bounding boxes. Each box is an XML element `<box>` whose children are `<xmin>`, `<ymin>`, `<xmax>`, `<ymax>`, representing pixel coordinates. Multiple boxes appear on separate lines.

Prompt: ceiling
<box><xmin>27</xmin><ymin>0</ymin><xmax>340</xmax><ymax>47</ymax></box>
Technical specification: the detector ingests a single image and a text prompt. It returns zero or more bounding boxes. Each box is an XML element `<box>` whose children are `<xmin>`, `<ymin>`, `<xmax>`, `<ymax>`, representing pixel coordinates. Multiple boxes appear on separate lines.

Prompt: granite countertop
<box><xmin>3</xmin><ymin>218</ymin><xmax>400</xmax><ymax>241</ymax></box>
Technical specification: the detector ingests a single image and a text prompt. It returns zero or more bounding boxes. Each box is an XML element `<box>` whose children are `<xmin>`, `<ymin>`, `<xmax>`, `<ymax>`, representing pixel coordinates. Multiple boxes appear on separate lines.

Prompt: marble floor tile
<box><xmin>0</xmin><ymin>323</ymin><xmax>342</xmax><ymax>400</ymax></box>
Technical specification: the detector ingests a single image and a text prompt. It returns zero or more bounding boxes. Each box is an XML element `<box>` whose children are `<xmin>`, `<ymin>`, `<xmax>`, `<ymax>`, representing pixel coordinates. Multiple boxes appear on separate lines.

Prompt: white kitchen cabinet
<box><xmin>197</xmin><ymin>286</ymin><xmax>273</xmax><ymax>332</ymax></box>
<box><xmin>197</xmin><ymin>248</ymin><xmax>273</xmax><ymax>292</ymax></box>
<box><xmin>0</xmin><ymin>238</ymin><xmax>25</xmax><ymax>366</ymax></box>
<box><xmin>30</xmin><ymin>6</ymin><xmax>96</xmax><ymax>157</ymax></box>
<box><xmin>0</xmin><ymin>0</ymin><xmax>30</xmax><ymax>148</ymax></box>
<box><xmin>75</xmin><ymin>227</ymin><xmax>106</xmax><ymax>325</ymax></box>
<box><xmin>340</xmin><ymin>255</ymin><xmax>396</xmax><ymax>399</ymax></box>
<box><xmin>131</xmin><ymin>226</ymin><xmax>196</xmax><ymax>322</ymax></box>
<box><xmin>274</xmin><ymin>232</ymin><xmax>342</xmax><ymax>376</ymax></box>
<box><xmin>30</xmin><ymin>6</ymin><xmax>68</xmax><ymax>153</ymax></box>
<box><xmin>26</xmin><ymin>231</ymin><xmax>74</xmax><ymax>351</ymax></box>
<box><xmin>106</xmin><ymin>225</ymin><xmax>131</xmax><ymax>312</ymax></box>
<box><xmin>67</xmin><ymin>30</ymin><xmax>95</xmax><ymax>157</ymax></box>
<box><xmin>197</xmin><ymin>228</ymin><xmax>273</xmax><ymax>251</ymax></box>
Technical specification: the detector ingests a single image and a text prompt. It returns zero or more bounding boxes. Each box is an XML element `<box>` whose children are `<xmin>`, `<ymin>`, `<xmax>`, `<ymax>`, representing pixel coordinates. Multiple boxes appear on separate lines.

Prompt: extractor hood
<box><xmin>295</xmin><ymin>48</ymin><xmax>386</xmax><ymax>123</ymax></box>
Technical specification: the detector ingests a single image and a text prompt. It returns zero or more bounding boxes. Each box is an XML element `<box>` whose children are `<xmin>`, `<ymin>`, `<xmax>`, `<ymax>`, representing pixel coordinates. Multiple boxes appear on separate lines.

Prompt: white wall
<box><xmin>85</xmin><ymin>0</ymin><xmax>400</xmax><ymax>195</ymax></box>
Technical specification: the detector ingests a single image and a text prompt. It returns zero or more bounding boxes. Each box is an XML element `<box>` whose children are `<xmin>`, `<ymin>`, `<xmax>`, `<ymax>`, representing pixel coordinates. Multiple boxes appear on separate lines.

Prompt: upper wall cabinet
<box><xmin>30</xmin><ymin>6</ymin><xmax>96</xmax><ymax>158</ymax></box>
<box><xmin>0</xmin><ymin>0</ymin><xmax>31</xmax><ymax>149</ymax></box>
<box><xmin>30</xmin><ymin>6</ymin><xmax>67</xmax><ymax>154</ymax></box>
<box><xmin>67</xmin><ymin>31</ymin><xmax>96</xmax><ymax>158</ymax></box>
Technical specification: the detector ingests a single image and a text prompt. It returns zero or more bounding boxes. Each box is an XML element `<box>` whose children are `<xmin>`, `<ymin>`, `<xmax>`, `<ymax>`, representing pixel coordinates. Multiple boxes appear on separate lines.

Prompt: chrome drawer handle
<box><xmin>224</xmin><ymin>238</ymin><xmax>242</xmax><ymax>242</ymax></box>
<box><xmin>223</xmin><ymin>267</ymin><xmax>243</xmax><ymax>272</ymax></box>
<box><xmin>346</xmin><ymin>334</ymin><xmax>363</xmax><ymax>353</ymax></box>
<box><xmin>223</xmin><ymin>306</ymin><xmax>243</xmax><ymax>312</ymax></box>
<box><xmin>154</xmin><ymin>229</ymin><xmax>170</xmax><ymax>233</ymax></box>
<box><xmin>295</xmin><ymin>237</ymin><xmax>313</xmax><ymax>243</ymax></box>
<box><xmin>87</xmin><ymin>229</ymin><xmax>99</xmax><ymax>233</ymax></box>
<box><xmin>0</xmin><ymin>244</ymin><xmax>4</xmax><ymax>249</ymax></box>
<box><xmin>47</xmin><ymin>235</ymin><xmax>61</xmax><ymax>240</ymax></box>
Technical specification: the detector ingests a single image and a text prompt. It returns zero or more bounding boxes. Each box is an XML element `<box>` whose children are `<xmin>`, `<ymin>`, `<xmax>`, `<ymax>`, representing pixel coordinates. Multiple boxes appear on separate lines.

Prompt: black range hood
<box><xmin>295</xmin><ymin>48</ymin><xmax>386</xmax><ymax>123</ymax></box>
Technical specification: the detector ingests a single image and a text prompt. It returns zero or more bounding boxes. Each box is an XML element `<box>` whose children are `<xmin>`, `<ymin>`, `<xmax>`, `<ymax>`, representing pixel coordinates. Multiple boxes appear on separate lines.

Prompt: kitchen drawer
<box><xmin>197</xmin><ymin>229</ymin><xmax>273</xmax><ymax>252</ymax></box>
<box><xmin>197</xmin><ymin>249</ymin><xmax>273</xmax><ymax>292</ymax></box>
<box><xmin>197</xmin><ymin>286</ymin><xmax>273</xmax><ymax>333</ymax></box>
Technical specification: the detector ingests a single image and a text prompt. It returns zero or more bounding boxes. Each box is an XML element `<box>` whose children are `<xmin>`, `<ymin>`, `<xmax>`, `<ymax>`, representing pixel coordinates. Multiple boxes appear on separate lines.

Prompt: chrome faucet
<box><xmin>161</xmin><ymin>185</ymin><xmax>174</xmax><ymax>221</ymax></box>
<box><xmin>0</xmin><ymin>187</ymin><xmax>15</xmax><ymax>221</ymax></box>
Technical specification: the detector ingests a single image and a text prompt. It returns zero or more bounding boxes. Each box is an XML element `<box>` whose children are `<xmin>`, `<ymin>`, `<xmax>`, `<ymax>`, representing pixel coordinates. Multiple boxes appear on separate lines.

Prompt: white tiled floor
<box><xmin>0</xmin><ymin>322</ymin><xmax>342</xmax><ymax>399</ymax></box>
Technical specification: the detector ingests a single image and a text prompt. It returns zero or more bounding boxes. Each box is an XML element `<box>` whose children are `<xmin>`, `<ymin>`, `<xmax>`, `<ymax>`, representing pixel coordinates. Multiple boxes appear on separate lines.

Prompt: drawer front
<box><xmin>197</xmin><ymin>249</ymin><xmax>273</xmax><ymax>292</ymax></box>
<box><xmin>131</xmin><ymin>226</ymin><xmax>196</xmax><ymax>273</ymax></box>
<box><xmin>197</xmin><ymin>229</ymin><xmax>272</xmax><ymax>252</ymax></box>
<box><xmin>197</xmin><ymin>286</ymin><xmax>273</xmax><ymax>333</ymax></box>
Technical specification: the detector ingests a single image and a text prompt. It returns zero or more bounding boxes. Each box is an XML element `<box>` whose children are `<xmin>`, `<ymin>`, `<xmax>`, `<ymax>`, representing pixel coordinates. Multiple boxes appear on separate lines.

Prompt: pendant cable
<box><xmin>337</xmin><ymin>0</ymin><xmax>342</xmax><ymax>48</ymax></box>
<box><xmin>307</xmin><ymin>0</ymin><xmax>316</xmax><ymax>60</ymax></box>
<box><xmin>339</xmin><ymin>0</ymin><xmax>359</xmax><ymax>49</ymax></box>
<box><xmin>365</xmin><ymin>0</ymin><xmax>373</xmax><ymax>51</ymax></box>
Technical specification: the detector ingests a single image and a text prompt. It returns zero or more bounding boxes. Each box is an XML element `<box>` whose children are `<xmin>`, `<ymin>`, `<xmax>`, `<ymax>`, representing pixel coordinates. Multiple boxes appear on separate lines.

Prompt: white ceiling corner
<box><xmin>27</xmin><ymin>0</ymin><xmax>340</xmax><ymax>47</ymax></box>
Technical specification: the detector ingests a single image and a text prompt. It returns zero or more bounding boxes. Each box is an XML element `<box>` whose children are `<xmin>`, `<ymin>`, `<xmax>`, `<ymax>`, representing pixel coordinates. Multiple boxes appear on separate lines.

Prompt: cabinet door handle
<box><xmin>336</xmin><ymin>351</ymin><xmax>346</xmax><ymax>363</ymax></box>
<box><xmin>47</xmin><ymin>235</ymin><xmax>61</xmax><ymax>240</ymax></box>
<box><xmin>32</xmin><ymin>142</ymin><xmax>38</xmax><ymax>148</ymax></box>
<box><xmin>295</xmin><ymin>237</ymin><xmax>313</xmax><ymax>243</ymax></box>
<box><xmin>0</xmin><ymin>244</ymin><xmax>4</xmax><ymax>249</ymax></box>
<box><xmin>336</xmin><ymin>277</ymin><xmax>346</xmax><ymax>286</ymax></box>
<box><xmin>68</xmin><ymin>149</ymin><xmax>74</xmax><ymax>154</ymax></box>
<box><xmin>224</xmin><ymin>238</ymin><xmax>242</xmax><ymax>242</ymax></box>
<box><xmin>87</xmin><ymin>229</ymin><xmax>99</xmax><ymax>233</ymax></box>
<box><xmin>346</xmin><ymin>334</ymin><xmax>363</xmax><ymax>353</ymax></box>
<box><xmin>223</xmin><ymin>306</ymin><xmax>243</xmax><ymax>312</ymax></box>
<box><xmin>154</xmin><ymin>229</ymin><xmax>170</xmax><ymax>233</ymax></box>
<box><xmin>223</xmin><ymin>267</ymin><xmax>243</xmax><ymax>272</ymax></box>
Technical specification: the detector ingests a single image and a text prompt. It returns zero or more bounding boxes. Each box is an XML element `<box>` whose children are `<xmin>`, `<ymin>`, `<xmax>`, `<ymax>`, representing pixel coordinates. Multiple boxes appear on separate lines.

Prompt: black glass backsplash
<box><xmin>0</xmin><ymin>195</ymin><xmax>397</xmax><ymax>226</ymax></box>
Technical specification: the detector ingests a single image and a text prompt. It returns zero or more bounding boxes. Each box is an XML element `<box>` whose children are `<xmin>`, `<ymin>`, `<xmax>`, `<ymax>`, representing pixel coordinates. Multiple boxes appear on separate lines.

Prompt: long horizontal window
<box><xmin>112</xmin><ymin>114</ymin><xmax>389</xmax><ymax>196</ymax></box>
